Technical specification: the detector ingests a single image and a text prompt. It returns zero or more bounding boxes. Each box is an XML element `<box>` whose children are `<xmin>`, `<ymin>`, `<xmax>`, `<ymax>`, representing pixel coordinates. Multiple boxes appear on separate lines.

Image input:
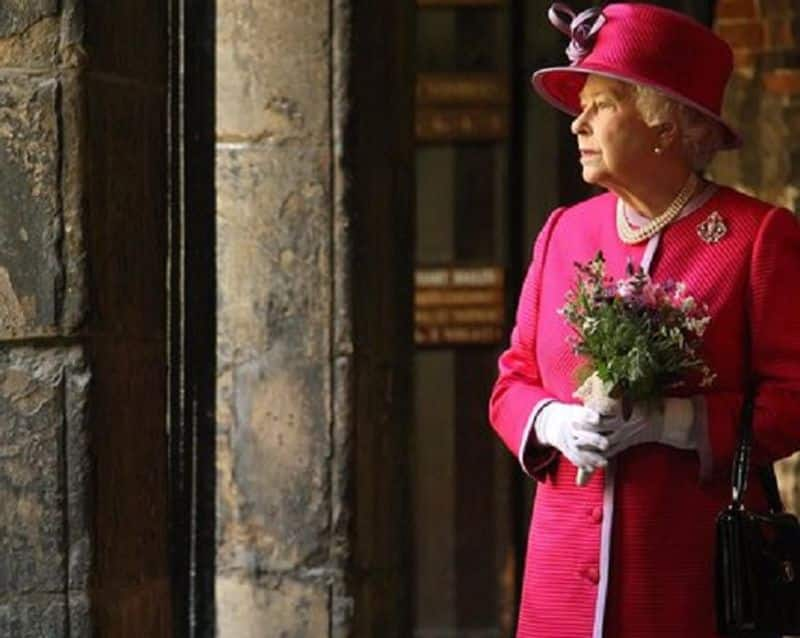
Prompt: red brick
<box><xmin>715</xmin><ymin>19</ymin><xmax>765</xmax><ymax>49</ymax></box>
<box><xmin>763</xmin><ymin>68</ymin><xmax>800</xmax><ymax>95</ymax></box>
<box><xmin>763</xmin><ymin>18</ymin><xmax>796</xmax><ymax>49</ymax></box>
<box><xmin>715</xmin><ymin>0</ymin><xmax>758</xmax><ymax>20</ymax></box>
<box><xmin>732</xmin><ymin>48</ymin><xmax>757</xmax><ymax>69</ymax></box>
<box><xmin>758</xmin><ymin>0</ymin><xmax>794</xmax><ymax>18</ymax></box>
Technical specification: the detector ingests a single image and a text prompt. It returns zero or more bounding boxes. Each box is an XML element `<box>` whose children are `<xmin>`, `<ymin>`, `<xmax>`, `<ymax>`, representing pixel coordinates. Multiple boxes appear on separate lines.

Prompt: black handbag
<box><xmin>715</xmin><ymin>398</ymin><xmax>800</xmax><ymax>636</ymax></box>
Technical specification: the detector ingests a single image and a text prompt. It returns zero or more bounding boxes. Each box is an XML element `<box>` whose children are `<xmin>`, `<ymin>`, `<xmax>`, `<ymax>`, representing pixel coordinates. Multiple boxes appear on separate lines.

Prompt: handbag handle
<box><xmin>731</xmin><ymin>396</ymin><xmax>784</xmax><ymax>513</ymax></box>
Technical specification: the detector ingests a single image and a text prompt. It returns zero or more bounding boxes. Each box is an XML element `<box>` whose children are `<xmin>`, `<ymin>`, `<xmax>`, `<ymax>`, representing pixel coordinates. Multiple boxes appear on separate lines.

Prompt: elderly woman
<box><xmin>489</xmin><ymin>3</ymin><xmax>800</xmax><ymax>637</ymax></box>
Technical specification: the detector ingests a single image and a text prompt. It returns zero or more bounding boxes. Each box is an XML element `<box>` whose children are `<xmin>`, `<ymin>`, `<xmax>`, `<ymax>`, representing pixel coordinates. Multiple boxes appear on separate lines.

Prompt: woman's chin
<box><xmin>580</xmin><ymin>167</ymin><xmax>604</xmax><ymax>185</ymax></box>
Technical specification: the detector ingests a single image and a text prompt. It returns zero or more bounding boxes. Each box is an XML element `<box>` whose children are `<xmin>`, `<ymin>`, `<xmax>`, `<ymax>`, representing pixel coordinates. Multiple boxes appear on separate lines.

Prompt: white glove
<box><xmin>533</xmin><ymin>401</ymin><xmax>610</xmax><ymax>470</ymax></box>
<box><xmin>601</xmin><ymin>397</ymin><xmax>696</xmax><ymax>458</ymax></box>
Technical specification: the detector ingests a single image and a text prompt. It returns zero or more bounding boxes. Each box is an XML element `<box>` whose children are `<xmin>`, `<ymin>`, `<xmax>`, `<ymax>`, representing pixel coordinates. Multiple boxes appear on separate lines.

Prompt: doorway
<box><xmin>409</xmin><ymin>1</ymin><xmax>714</xmax><ymax>635</ymax></box>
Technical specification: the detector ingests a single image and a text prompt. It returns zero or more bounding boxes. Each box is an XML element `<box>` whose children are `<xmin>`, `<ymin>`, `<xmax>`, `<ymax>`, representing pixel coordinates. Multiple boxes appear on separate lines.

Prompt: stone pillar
<box><xmin>0</xmin><ymin>3</ymin><xmax>92</xmax><ymax>636</ymax></box>
<box><xmin>215</xmin><ymin>1</ymin><xmax>413</xmax><ymax>635</ymax></box>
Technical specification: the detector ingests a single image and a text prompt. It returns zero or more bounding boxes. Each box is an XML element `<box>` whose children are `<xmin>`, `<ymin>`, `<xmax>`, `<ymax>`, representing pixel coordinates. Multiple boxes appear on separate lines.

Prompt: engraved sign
<box><xmin>415</xmin><ymin>73</ymin><xmax>510</xmax><ymax>142</ymax></box>
<box><xmin>415</xmin><ymin>266</ymin><xmax>505</xmax><ymax>345</ymax></box>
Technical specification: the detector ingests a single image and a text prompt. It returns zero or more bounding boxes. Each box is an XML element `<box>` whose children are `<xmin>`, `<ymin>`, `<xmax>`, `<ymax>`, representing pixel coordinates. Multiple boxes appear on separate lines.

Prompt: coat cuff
<box><xmin>518</xmin><ymin>399</ymin><xmax>558</xmax><ymax>479</ymax></box>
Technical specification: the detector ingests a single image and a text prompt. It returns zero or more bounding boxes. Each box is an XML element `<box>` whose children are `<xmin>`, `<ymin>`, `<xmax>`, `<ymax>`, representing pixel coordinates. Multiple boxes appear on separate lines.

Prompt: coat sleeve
<box><xmin>704</xmin><ymin>207</ymin><xmax>800</xmax><ymax>480</ymax></box>
<box><xmin>488</xmin><ymin>208</ymin><xmax>565</xmax><ymax>479</ymax></box>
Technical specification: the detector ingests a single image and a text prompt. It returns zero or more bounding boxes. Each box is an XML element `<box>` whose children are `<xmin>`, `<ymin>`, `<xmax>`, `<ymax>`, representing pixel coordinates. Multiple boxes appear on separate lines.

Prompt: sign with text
<box><xmin>415</xmin><ymin>73</ymin><xmax>510</xmax><ymax>142</ymax></box>
<box><xmin>415</xmin><ymin>266</ymin><xmax>505</xmax><ymax>345</ymax></box>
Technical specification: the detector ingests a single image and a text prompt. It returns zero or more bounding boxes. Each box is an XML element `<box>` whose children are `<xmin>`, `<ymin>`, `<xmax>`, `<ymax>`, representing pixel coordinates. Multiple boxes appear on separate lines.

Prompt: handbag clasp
<box><xmin>781</xmin><ymin>560</ymin><xmax>796</xmax><ymax>584</ymax></box>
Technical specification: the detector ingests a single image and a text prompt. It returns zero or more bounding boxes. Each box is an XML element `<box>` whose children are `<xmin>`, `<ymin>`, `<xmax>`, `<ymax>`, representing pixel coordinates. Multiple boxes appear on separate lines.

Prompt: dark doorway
<box><xmin>410</xmin><ymin>1</ymin><xmax>713</xmax><ymax>636</ymax></box>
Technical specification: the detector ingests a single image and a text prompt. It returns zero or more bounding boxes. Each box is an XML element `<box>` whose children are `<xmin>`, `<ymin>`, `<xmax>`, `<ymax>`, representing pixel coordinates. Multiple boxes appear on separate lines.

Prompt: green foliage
<box><xmin>560</xmin><ymin>252</ymin><xmax>715</xmax><ymax>403</ymax></box>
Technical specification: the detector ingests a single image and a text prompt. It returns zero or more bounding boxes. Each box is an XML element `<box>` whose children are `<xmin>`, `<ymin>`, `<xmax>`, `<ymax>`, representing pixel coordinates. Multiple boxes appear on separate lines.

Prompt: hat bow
<box><xmin>548</xmin><ymin>3</ymin><xmax>607</xmax><ymax>63</ymax></box>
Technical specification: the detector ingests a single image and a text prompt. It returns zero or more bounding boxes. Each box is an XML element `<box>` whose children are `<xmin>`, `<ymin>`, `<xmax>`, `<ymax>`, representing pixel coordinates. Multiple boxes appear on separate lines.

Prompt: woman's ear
<box><xmin>655</xmin><ymin>121</ymin><xmax>680</xmax><ymax>149</ymax></box>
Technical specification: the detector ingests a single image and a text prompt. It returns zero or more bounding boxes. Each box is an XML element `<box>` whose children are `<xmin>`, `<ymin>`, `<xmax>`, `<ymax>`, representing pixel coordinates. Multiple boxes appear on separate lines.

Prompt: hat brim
<box><xmin>531</xmin><ymin>66</ymin><xmax>742</xmax><ymax>150</ymax></box>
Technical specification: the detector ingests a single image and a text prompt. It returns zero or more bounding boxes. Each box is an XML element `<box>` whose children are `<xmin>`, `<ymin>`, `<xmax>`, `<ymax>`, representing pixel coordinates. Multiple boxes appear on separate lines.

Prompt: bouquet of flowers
<box><xmin>559</xmin><ymin>252</ymin><xmax>715</xmax><ymax>484</ymax></box>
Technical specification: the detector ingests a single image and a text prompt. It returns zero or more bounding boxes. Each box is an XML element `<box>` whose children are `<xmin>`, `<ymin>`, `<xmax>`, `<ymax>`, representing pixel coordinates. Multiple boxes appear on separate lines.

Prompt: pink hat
<box><xmin>531</xmin><ymin>3</ymin><xmax>742</xmax><ymax>149</ymax></box>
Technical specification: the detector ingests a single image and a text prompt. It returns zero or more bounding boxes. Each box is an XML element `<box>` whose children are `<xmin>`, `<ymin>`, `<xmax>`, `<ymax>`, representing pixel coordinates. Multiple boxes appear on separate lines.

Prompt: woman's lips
<box><xmin>579</xmin><ymin>149</ymin><xmax>600</xmax><ymax>161</ymax></box>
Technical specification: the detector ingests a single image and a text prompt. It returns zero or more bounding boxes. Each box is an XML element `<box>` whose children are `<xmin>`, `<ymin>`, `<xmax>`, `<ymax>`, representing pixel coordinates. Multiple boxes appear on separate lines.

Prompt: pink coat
<box><xmin>489</xmin><ymin>186</ymin><xmax>800</xmax><ymax>637</ymax></box>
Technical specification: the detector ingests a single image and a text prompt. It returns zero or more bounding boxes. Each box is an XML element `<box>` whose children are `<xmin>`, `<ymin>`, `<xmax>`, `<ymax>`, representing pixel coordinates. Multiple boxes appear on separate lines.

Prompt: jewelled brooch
<box><xmin>697</xmin><ymin>211</ymin><xmax>727</xmax><ymax>244</ymax></box>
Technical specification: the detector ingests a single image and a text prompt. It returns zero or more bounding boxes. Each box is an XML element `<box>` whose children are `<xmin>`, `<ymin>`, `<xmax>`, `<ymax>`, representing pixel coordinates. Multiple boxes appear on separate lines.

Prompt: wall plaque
<box><xmin>415</xmin><ymin>266</ymin><xmax>505</xmax><ymax>345</ymax></box>
<box><xmin>415</xmin><ymin>73</ymin><xmax>509</xmax><ymax>143</ymax></box>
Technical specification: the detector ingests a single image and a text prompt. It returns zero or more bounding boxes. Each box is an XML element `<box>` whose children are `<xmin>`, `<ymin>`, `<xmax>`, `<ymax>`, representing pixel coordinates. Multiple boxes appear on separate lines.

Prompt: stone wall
<box><xmin>0</xmin><ymin>2</ymin><xmax>172</xmax><ymax>636</ymax></box>
<box><xmin>0</xmin><ymin>2</ymin><xmax>92</xmax><ymax>635</ymax></box>
<box><xmin>711</xmin><ymin>0</ymin><xmax>800</xmax><ymax>512</ymax></box>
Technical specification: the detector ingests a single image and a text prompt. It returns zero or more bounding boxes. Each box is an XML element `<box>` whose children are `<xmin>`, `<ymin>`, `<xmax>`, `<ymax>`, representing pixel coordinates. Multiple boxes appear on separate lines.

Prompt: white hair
<box><xmin>631</xmin><ymin>84</ymin><xmax>725</xmax><ymax>171</ymax></box>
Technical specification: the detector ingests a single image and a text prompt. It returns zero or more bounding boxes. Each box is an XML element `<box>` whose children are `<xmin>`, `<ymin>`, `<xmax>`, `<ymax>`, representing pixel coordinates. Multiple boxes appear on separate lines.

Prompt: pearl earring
<box><xmin>654</xmin><ymin>146</ymin><xmax>663</xmax><ymax>155</ymax></box>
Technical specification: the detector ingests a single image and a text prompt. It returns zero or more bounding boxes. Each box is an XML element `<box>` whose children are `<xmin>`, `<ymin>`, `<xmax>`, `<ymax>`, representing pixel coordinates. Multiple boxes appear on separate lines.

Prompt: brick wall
<box><xmin>711</xmin><ymin>0</ymin><xmax>800</xmax><ymax>511</ymax></box>
<box><xmin>711</xmin><ymin>0</ymin><xmax>800</xmax><ymax>209</ymax></box>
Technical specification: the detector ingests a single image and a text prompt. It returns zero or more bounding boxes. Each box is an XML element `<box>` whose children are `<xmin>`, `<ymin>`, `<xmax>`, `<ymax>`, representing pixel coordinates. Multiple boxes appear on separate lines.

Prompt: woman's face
<box><xmin>571</xmin><ymin>75</ymin><xmax>660</xmax><ymax>189</ymax></box>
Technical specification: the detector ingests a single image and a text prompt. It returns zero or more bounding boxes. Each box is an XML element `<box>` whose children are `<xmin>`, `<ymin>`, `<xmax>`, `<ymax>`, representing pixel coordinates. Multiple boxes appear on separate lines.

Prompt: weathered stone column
<box><xmin>215</xmin><ymin>1</ymin><xmax>413</xmax><ymax>635</ymax></box>
<box><xmin>0</xmin><ymin>3</ymin><xmax>92</xmax><ymax>636</ymax></box>
<box><xmin>215</xmin><ymin>2</ymin><xmax>335</xmax><ymax>633</ymax></box>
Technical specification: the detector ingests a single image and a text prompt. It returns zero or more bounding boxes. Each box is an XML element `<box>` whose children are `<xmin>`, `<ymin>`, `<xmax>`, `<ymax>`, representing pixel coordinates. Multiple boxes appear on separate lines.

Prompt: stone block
<box><xmin>59</xmin><ymin>71</ymin><xmax>88</xmax><ymax>333</ymax></box>
<box><xmin>0</xmin><ymin>0</ymin><xmax>58</xmax><ymax>39</ymax></box>
<box><xmin>216</xmin><ymin>574</ymin><xmax>328</xmax><ymax>638</ymax></box>
<box><xmin>0</xmin><ymin>16</ymin><xmax>59</xmax><ymax>68</ymax></box>
<box><xmin>66</xmin><ymin>346</ymin><xmax>91</xmax><ymax>590</ymax></box>
<box><xmin>217</xmin><ymin>354</ymin><xmax>330</xmax><ymax>572</ymax></box>
<box><xmin>0</xmin><ymin>347</ymin><xmax>89</xmax><ymax>594</ymax></box>
<box><xmin>0</xmin><ymin>352</ymin><xmax>65</xmax><ymax>592</ymax></box>
<box><xmin>217</xmin><ymin>0</ymin><xmax>330</xmax><ymax>141</ymax></box>
<box><xmin>216</xmin><ymin>146</ymin><xmax>329</xmax><ymax>368</ymax></box>
<box><xmin>0</xmin><ymin>75</ymin><xmax>63</xmax><ymax>336</ymax></box>
<box><xmin>0</xmin><ymin>596</ymin><xmax>66</xmax><ymax>637</ymax></box>
<box><xmin>216</xmin><ymin>143</ymin><xmax>331</xmax><ymax>571</ymax></box>
<box><xmin>69</xmin><ymin>593</ymin><xmax>93</xmax><ymax>638</ymax></box>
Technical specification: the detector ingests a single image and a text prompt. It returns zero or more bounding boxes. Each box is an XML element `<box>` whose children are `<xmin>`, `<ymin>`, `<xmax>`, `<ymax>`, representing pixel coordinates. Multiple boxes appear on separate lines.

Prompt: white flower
<box><xmin>617</xmin><ymin>280</ymin><xmax>636</xmax><ymax>298</ymax></box>
<box><xmin>582</xmin><ymin>316</ymin><xmax>600</xmax><ymax>334</ymax></box>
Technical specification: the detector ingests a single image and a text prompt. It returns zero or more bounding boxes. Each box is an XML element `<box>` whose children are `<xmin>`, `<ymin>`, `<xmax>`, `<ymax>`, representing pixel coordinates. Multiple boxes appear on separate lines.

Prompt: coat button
<box><xmin>585</xmin><ymin>566</ymin><xmax>599</xmax><ymax>584</ymax></box>
<box><xmin>591</xmin><ymin>506</ymin><xmax>603</xmax><ymax>523</ymax></box>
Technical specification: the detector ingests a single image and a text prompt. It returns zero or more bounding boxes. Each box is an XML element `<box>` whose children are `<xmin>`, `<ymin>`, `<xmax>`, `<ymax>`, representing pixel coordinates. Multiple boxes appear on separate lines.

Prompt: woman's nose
<box><xmin>571</xmin><ymin>109</ymin><xmax>590</xmax><ymax>136</ymax></box>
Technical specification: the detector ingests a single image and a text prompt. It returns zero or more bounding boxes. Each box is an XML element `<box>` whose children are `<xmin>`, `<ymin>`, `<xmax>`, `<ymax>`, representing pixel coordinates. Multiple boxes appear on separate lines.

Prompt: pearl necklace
<box><xmin>616</xmin><ymin>173</ymin><xmax>701</xmax><ymax>245</ymax></box>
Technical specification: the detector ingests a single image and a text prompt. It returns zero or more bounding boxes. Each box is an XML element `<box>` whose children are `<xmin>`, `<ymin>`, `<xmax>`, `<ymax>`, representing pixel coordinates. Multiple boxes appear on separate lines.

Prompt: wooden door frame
<box><xmin>167</xmin><ymin>0</ymin><xmax>217</xmax><ymax>635</ymax></box>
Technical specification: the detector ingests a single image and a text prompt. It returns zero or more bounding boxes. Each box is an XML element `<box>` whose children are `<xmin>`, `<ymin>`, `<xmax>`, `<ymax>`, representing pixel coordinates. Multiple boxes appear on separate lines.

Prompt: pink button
<box><xmin>591</xmin><ymin>506</ymin><xmax>603</xmax><ymax>523</ymax></box>
<box><xmin>585</xmin><ymin>566</ymin><xmax>599</xmax><ymax>584</ymax></box>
